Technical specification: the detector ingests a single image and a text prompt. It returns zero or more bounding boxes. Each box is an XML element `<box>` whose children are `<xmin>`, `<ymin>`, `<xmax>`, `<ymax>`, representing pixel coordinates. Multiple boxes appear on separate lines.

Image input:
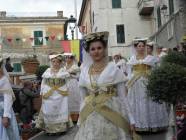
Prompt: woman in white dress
<box><xmin>64</xmin><ymin>53</ymin><xmax>81</xmax><ymax>123</ymax></box>
<box><xmin>36</xmin><ymin>53</ymin><xmax>73</xmax><ymax>135</ymax></box>
<box><xmin>127</xmin><ymin>40</ymin><xmax>169</xmax><ymax>140</ymax></box>
<box><xmin>74</xmin><ymin>32</ymin><xmax>138</xmax><ymax>140</ymax></box>
<box><xmin>0</xmin><ymin>58</ymin><xmax>20</xmax><ymax>140</ymax></box>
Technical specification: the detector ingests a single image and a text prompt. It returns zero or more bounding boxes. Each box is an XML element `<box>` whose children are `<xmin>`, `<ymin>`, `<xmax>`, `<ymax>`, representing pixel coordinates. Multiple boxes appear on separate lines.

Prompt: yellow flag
<box><xmin>70</xmin><ymin>40</ymin><xmax>80</xmax><ymax>61</ymax></box>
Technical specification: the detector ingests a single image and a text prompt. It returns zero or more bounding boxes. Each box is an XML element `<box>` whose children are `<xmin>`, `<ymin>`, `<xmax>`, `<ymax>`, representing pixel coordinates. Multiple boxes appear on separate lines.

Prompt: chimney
<box><xmin>57</xmin><ymin>11</ymin><xmax>63</xmax><ymax>18</ymax></box>
<box><xmin>0</xmin><ymin>11</ymin><xmax>6</xmax><ymax>18</ymax></box>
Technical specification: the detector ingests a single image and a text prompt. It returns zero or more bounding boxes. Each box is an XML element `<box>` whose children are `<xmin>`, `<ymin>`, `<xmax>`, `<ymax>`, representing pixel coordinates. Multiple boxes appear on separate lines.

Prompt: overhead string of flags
<box><xmin>0</xmin><ymin>35</ymin><xmax>85</xmax><ymax>62</ymax></box>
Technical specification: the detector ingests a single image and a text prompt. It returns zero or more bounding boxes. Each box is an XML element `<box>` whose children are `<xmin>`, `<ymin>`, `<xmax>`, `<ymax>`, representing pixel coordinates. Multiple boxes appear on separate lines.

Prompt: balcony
<box><xmin>138</xmin><ymin>0</ymin><xmax>154</xmax><ymax>16</ymax></box>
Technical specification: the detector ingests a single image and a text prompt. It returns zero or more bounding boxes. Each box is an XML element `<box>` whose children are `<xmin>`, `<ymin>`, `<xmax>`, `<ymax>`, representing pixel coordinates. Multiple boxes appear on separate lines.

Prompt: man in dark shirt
<box><xmin>5</xmin><ymin>57</ymin><xmax>13</xmax><ymax>72</ymax></box>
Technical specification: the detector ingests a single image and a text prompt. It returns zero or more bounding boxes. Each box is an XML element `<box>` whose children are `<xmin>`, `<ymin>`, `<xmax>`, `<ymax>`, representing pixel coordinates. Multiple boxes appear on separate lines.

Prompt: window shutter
<box><xmin>112</xmin><ymin>0</ymin><xmax>121</xmax><ymax>8</ymax></box>
<box><xmin>116</xmin><ymin>25</ymin><xmax>125</xmax><ymax>43</ymax></box>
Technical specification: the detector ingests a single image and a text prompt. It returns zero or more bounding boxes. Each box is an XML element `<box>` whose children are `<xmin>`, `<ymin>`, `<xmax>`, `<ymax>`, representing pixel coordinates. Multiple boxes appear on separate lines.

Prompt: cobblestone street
<box><xmin>29</xmin><ymin>126</ymin><xmax>78</xmax><ymax>140</ymax></box>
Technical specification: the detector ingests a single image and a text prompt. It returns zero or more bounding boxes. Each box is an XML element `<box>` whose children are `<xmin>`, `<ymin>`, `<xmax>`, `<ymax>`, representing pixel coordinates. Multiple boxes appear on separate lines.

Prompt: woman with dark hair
<box><xmin>0</xmin><ymin>58</ymin><xmax>20</xmax><ymax>140</ymax></box>
<box><xmin>36</xmin><ymin>53</ymin><xmax>73</xmax><ymax>135</ymax></box>
<box><xmin>127</xmin><ymin>39</ymin><xmax>169</xmax><ymax>140</ymax></box>
<box><xmin>146</xmin><ymin>42</ymin><xmax>154</xmax><ymax>56</ymax></box>
<box><xmin>74</xmin><ymin>32</ymin><xmax>137</xmax><ymax>140</ymax></box>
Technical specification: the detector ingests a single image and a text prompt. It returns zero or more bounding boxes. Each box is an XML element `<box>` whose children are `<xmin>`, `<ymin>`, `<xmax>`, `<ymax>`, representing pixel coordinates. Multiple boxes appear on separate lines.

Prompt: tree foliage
<box><xmin>147</xmin><ymin>51</ymin><xmax>186</xmax><ymax>105</ymax></box>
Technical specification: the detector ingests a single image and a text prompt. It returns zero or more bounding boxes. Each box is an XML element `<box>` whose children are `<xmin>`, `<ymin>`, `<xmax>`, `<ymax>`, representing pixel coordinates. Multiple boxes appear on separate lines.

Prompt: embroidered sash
<box><xmin>80</xmin><ymin>90</ymin><xmax>141</xmax><ymax>140</ymax></box>
<box><xmin>126</xmin><ymin>64</ymin><xmax>151</xmax><ymax>88</ymax></box>
<box><xmin>42</xmin><ymin>86</ymin><xmax>68</xmax><ymax>99</ymax></box>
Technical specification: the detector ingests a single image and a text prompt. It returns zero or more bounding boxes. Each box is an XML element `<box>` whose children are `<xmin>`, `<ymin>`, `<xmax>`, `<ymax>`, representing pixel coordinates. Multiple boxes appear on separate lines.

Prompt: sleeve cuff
<box><xmin>3</xmin><ymin>113</ymin><xmax>11</xmax><ymax>118</ymax></box>
<box><xmin>129</xmin><ymin>118</ymin><xmax>135</xmax><ymax>125</ymax></box>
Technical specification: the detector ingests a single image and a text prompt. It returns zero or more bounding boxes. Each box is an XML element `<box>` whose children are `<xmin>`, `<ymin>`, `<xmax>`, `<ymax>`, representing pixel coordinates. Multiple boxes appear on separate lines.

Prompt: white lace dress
<box><xmin>0</xmin><ymin>76</ymin><xmax>20</xmax><ymax>140</ymax></box>
<box><xmin>74</xmin><ymin>62</ymin><xmax>134</xmax><ymax>140</ymax></box>
<box><xmin>127</xmin><ymin>55</ymin><xmax>170</xmax><ymax>140</ymax></box>
<box><xmin>66</xmin><ymin>64</ymin><xmax>81</xmax><ymax>114</ymax></box>
<box><xmin>36</xmin><ymin>68</ymin><xmax>73</xmax><ymax>133</ymax></box>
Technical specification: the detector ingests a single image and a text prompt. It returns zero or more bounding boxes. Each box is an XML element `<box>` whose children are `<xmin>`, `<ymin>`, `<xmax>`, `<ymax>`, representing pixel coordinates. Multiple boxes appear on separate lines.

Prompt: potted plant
<box><xmin>147</xmin><ymin>51</ymin><xmax>186</xmax><ymax>140</ymax></box>
<box><xmin>21</xmin><ymin>55</ymin><xmax>40</xmax><ymax>74</ymax></box>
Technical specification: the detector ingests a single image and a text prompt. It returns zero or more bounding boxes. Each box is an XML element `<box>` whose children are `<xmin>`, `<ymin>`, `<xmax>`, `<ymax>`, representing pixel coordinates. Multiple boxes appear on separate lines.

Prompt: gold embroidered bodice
<box><xmin>45</xmin><ymin>78</ymin><xmax>66</xmax><ymax>87</ymax></box>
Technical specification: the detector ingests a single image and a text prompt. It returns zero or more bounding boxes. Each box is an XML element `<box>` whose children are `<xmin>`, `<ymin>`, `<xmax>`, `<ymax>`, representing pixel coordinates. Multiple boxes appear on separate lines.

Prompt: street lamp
<box><xmin>68</xmin><ymin>15</ymin><xmax>77</xmax><ymax>40</ymax></box>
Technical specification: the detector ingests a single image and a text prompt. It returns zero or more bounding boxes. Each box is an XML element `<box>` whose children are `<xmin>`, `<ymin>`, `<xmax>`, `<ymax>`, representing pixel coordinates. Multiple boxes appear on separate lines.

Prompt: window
<box><xmin>92</xmin><ymin>11</ymin><xmax>95</xmax><ymax>25</ymax></box>
<box><xmin>112</xmin><ymin>0</ymin><xmax>121</xmax><ymax>8</ymax></box>
<box><xmin>169</xmin><ymin>0</ymin><xmax>174</xmax><ymax>15</ymax></box>
<box><xmin>13</xmin><ymin>63</ymin><xmax>22</xmax><ymax>72</ymax></box>
<box><xmin>157</xmin><ymin>7</ymin><xmax>162</xmax><ymax>28</ymax></box>
<box><xmin>116</xmin><ymin>25</ymin><xmax>125</xmax><ymax>43</ymax></box>
<box><xmin>34</xmin><ymin>31</ymin><xmax>43</xmax><ymax>46</ymax></box>
<box><xmin>167</xmin><ymin>20</ymin><xmax>174</xmax><ymax>40</ymax></box>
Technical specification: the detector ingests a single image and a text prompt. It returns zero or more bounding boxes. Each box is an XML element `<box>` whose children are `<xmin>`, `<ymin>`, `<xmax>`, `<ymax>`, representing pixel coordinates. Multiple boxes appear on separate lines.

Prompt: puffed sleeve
<box><xmin>2</xmin><ymin>78</ymin><xmax>13</xmax><ymax>118</ymax></box>
<box><xmin>3</xmin><ymin>92</ymin><xmax>13</xmax><ymax>118</ymax></box>
<box><xmin>79</xmin><ymin>87</ymin><xmax>87</xmax><ymax>110</ymax></box>
<box><xmin>77</xmin><ymin>87</ymin><xmax>87</xmax><ymax>126</ymax></box>
<box><xmin>116</xmin><ymin>82</ymin><xmax>135</xmax><ymax>125</ymax></box>
<box><xmin>40</xmin><ymin>78</ymin><xmax>46</xmax><ymax>95</ymax></box>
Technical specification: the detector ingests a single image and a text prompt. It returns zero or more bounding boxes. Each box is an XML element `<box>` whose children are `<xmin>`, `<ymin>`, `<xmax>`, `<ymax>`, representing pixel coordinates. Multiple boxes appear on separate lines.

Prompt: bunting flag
<box><xmin>57</xmin><ymin>35</ymin><xmax>62</xmax><ymax>41</ymax></box>
<box><xmin>22</xmin><ymin>38</ymin><xmax>26</xmax><ymax>42</ymax></box>
<box><xmin>29</xmin><ymin>37</ymin><xmax>34</xmax><ymax>42</ymax></box>
<box><xmin>16</xmin><ymin>38</ymin><xmax>21</xmax><ymax>41</ymax></box>
<box><xmin>61</xmin><ymin>40</ymin><xmax>71</xmax><ymax>53</ymax></box>
<box><xmin>38</xmin><ymin>37</ymin><xmax>43</xmax><ymax>43</ymax></box>
<box><xmin>50</xmin><ymin>35</ymin><xmax>55</xmax><ymax>41</ymax></box>
<box><xmin>71</xmin><ymin>40</ymin><xmax>80</xmax><ymax>61</ymax></box>
<box><xmin>7</xmin><ymin>38</ymin><xmax>12</xmax><ymax>42</ymax></box>
<box><xmin>45</xmin><ymin>36</ymin><xmax>49</xmax><ymax>41</ymax></box>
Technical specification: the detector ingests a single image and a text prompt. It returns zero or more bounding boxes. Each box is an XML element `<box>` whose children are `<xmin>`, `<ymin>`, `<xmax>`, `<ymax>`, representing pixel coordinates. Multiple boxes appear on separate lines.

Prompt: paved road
<box><xmin>29</xmin><ymin>126</ymin><xmax>78</xmax><ymax>140</ymax></box>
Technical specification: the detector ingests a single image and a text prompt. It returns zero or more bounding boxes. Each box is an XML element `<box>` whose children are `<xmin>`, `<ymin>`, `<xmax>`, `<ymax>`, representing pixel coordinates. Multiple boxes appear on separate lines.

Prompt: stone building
<box><xmin>78</xmin><ymin>0</ymin><xmax>154</xmax><ymax>58</ymax></box>
<box><xmin>0</xmin><ymin>11</ymin><xmax>67</xmax><ymax>71</ymax></box>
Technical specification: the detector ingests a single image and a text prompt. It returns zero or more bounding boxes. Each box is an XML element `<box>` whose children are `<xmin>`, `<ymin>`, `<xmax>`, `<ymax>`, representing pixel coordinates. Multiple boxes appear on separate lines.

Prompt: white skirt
<box><xmin>0</xmin><ymin>109</ymin><xmax>20</xmax><ymax>140</ymax></box>
<box><xmin>127</xmin><ymin>76</ymin><xmax>169</xmax><ymax>130</ymax></box>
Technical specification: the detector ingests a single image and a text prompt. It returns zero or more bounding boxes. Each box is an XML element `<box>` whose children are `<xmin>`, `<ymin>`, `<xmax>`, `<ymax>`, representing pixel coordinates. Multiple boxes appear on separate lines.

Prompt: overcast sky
<box><xmin>0</xmin><ymin>0</ymin><xmax>83</xmax><ymax>39</ymax></box>
<box><xmin>0</xmin><ymin>0</ymin><xmax>83</xmax><ymax>18</ymax></box>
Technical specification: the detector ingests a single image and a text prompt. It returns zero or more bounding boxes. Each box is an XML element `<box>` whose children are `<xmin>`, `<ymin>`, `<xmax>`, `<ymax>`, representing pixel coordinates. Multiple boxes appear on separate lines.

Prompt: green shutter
<box><xmin>116</xmin><ymin>25</ymin><xmax>125</xmax><ymax>43</ymax></box>
<box><xmin>34</xmin><ymin>31</ymin><xmax>43</xmax><ymax>46</ymax></box>
<box><xmin>112</xmin><ymin>0</ymin><xmax>121</xmax><ymax>8</ymax></box>
<box><xmin>157</xmin><ymin>7</ymin><xmax>162</xmax><ymax>28</ymax></box>
<box><xmin>169</xmin><ymin>0</ymin><xmax>174</xmax><ymax>15</ymax></box>
<box><xmin>13</xmin><ymin>63</ymin><xmax>21</xmax><ymax>72</ymax></box>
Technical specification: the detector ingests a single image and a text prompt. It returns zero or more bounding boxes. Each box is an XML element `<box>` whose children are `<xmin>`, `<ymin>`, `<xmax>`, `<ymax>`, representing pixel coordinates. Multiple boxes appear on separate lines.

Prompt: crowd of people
<box><xmin>0</xmin><ymin>31</ymin><xmax>186</xmax><ymax>140</ymax></box>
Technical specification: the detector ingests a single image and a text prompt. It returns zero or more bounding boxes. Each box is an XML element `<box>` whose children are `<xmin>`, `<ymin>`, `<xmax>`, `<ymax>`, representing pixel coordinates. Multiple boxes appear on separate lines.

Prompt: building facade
<box><xmin>78</xmin><ymin>0</ymin><xmax>155</xmax><ymax>58</ymax></box>
<box><xmin>0</xmin><ymin>11</ymin><xmax>67</xmax><ymax>71</ymax></box>
<box><xmin>150</xmin><ymin>0</ymin><xmax>186</xmax><ymax>49</ymax></box>
<box><xmin>78</xmin><ymin>0</ymin><xmax>92</xmax><ymax>35</ymax></box>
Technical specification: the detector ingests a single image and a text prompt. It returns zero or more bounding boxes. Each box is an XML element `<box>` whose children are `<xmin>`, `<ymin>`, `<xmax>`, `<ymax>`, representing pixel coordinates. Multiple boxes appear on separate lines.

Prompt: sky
<box><xmin>0</xmin><ymin>0</ymin><xmax>83</xmax><ymax>39</ymax></box>
<box><xmin>0</xmin><ymin>0</ymin><xmax>83</xmax><ymax>19</ymax></box>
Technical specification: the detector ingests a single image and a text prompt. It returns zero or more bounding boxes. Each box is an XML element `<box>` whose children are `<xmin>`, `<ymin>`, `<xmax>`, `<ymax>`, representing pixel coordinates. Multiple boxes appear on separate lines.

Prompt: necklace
<box><xmin>89</xmin><ymin>62</ymin><xmax>107</xmax><ymax>88</ymax></box>
<box><xmin>136</xmin><ymin>54</ymin><xmax>145</xmax><ymax>60</ymax></box>
<box><xmin>51</xmin><ymin>68</ymin><xmax>60</xmax><ymax>74</ymax></box>
<box><xmin>89</xmin><ymin>62</ymin><xmax>107</xmax><ymax>75</ymax></box>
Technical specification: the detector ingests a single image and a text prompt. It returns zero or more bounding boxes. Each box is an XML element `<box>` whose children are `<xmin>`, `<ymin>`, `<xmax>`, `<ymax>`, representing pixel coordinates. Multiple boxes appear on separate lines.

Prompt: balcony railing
<box><xmin>138</xmin><ymin>0</ymin><xmax>154</xmax><ymax>16</ymax></box>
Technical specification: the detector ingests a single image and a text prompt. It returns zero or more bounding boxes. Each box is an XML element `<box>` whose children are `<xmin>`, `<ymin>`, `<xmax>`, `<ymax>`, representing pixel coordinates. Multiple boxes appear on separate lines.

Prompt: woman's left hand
<box><xmin>130</xmin><ymin>124</ymin><xmax>135</xmax><ymax>136</ymax></box>
<box><xmin>2</xmin><ymin>117</ymin><xmax>10</xmax><ymax>128</ymax></box>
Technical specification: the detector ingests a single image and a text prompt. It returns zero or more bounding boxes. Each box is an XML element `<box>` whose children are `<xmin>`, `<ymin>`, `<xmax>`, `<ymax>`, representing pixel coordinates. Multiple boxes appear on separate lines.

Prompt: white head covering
<box><xmin>82</xmin><ymin>31</ymin><xmax>109</xmax><ymax>68</ymax></box>
<box><xmin>49</xmin><ymin>54</ymin><xmax>63</xmax><ymax>60</ymax></box>
<box><xmin>0</xmin><ymin>57</ymin><xmax>15</xmax><ymax>100</ymax></box>
<box><xmin>146</xmin><ymin>41</ymin><xmax>156</xmax><ymax>55</ymax></box>
<box><xmin>0</xmin><ymin>57</ymin><xmax>10</xmax><ymax>80</ymax></box>
<box><xmin>131</xmin><ymin>37</ymin><xmax>148</xmax><ymax>56</ymax></box>
<box><xmin>63</xmin><ymin>53</ymin><xmax>75</xmax><ymax>56</ymax></box>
